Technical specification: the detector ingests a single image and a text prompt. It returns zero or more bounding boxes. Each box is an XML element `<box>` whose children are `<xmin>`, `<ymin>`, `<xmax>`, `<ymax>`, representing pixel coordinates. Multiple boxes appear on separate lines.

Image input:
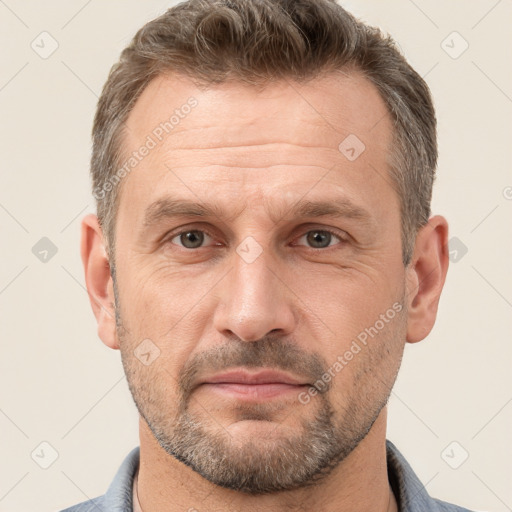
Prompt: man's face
<box><xmin>113</xmin><ymin>72</ymin><xmax>409</xmax><ymax>493</ymax></box>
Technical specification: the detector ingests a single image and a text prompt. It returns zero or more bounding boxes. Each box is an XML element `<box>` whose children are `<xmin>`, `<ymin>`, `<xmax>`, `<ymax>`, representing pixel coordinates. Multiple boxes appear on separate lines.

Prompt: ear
<box><xmin>405</xmin><ymin>215</ymin><xmax>449</xmax><ymax>344</ymax></box>
<box><xmin>80</xmin><ymin>214</ymin><xmax>119</xmax><ymax>350</ymax></box>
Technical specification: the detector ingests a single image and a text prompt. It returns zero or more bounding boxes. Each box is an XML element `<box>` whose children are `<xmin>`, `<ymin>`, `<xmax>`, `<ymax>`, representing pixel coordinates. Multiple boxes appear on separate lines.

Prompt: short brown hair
<box><xmin>91</xmin><ymin>0</ymin><xmax>437</xmax><ymax>266</ymax></box>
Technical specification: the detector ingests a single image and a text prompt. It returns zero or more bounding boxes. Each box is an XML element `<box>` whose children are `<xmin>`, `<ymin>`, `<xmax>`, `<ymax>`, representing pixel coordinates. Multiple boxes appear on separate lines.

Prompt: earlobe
<box><xmin>405</xmin><ymin>215</ymin><xmax>449</xmax><ymax>344</ymax></box>
<box><xmin>80</xmin><ymin>213</ymin><xmax>119</xmax><ymax>350</ymax></box>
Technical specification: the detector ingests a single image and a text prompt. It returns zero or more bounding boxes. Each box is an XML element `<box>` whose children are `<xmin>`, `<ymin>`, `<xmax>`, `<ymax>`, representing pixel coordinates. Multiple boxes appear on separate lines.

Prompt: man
<box><xmin>62</xmin><ymin>0</ymin><xmax>475</xmax><ymax>510</ymax></box>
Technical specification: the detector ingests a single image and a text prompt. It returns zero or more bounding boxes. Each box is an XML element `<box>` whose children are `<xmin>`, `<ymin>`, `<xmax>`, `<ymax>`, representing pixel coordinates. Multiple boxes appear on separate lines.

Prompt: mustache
<box><xmin>178</xmin><ymin>333</ymin><xmax>330</xmax><ymax>400</ymax></box>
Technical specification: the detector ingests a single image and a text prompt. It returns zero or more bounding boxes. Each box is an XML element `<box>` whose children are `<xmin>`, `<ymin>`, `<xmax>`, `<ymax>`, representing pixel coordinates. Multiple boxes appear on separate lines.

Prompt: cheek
<box><xmin>120</xmin><ymin>259</ymin><xmax>207</xmax><ymax>328</ymax></box>
<box><xmin>302</xmin><ymin>264</ymin><xmax>403</xmax><ymax>329</ymax></box>
<box><xmin>298</xmin><ymin>266</ymin><xmax>406</xmax><ymax>383</ymax></box>
<box><xmin>323</xmin><ymin>303</ymin><xmax>407</xmax><ymax>412</ymax></box>
<box><xmin>117</xmin><ymin>264</ymin><xmax>223</xmax><ymax>382</ymax></box>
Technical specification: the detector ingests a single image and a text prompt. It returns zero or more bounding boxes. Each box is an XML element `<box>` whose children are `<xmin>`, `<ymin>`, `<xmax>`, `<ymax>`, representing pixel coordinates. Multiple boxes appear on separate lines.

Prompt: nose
<box><xmin>212</xmin><ymin>247</ymin><xmax>297</xmax><ymax>342</ymax></box>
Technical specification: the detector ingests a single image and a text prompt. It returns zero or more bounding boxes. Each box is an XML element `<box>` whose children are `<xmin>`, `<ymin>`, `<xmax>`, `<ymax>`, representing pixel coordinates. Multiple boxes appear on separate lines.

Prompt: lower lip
<box><xmin>201</xmin><ymin>382</ymin><xmax>309</xmax><ymax>400</ymax></box>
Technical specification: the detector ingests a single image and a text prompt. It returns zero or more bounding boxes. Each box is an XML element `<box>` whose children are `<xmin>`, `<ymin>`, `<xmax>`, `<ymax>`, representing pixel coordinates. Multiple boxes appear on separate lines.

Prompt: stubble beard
<box><xmin>114</xmin><ymin>279</ymin><xmax>406</xmax><ymax>495</ymax></box>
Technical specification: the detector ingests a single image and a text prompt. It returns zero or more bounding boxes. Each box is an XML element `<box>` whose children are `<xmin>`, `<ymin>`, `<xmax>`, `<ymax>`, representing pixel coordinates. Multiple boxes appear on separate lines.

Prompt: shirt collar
<box><xmin>104</xmin><ymin>440</ymin><xmax>440</xmax><ymax>511</ymax></box>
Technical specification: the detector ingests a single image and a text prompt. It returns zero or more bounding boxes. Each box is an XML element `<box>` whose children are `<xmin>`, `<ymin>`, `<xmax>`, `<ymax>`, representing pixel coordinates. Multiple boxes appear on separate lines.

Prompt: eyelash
<box><xmin>165</xmin><ymin>226</ymin><xmax>348</xmax><ymax>250</ymax></box>
<box><xmin>294</xmin><ymin>229</ymin><xmax>348</xmax><ymax>249</ymax></box>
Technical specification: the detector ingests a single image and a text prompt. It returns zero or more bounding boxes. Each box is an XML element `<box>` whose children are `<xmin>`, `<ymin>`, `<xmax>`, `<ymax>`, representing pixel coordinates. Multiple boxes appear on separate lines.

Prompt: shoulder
<box><xmin>58</xmin><ymin>446</ymin><xmax>139</xmax><ymax>512</ymax></box>
<box><xmin>386</xmin><ymin>440</ymin><xmax>477</xmax><ymax>512</ymax></box>
<box><xmin>58</xmin><ymin>495</ymin><xmax>105</xmax><ymax>512</ymax></box>
<box><xmin>431</xmin><ymin>497</ymin><xmax>477</xmax><ymax>512</ymax></box>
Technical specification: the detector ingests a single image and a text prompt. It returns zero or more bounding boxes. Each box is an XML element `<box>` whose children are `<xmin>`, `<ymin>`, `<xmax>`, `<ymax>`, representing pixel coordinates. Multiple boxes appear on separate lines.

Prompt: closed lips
<box><xmin>201</xmin><ymin>369</ymin><xmax>310</xmax><ymax>386</ymax></box>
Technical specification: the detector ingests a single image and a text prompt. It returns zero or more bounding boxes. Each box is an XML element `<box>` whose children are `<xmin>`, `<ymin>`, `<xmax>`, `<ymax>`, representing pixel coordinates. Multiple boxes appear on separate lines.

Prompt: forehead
<box><xmin>116</xmin><ymin>70</ymin><xmax>396</xmax><ymax>228</ymax></box>
<box><xmin>123</xmin><ymin>71</ymin><xmax>391</xmax><ymax>153</ymax></box>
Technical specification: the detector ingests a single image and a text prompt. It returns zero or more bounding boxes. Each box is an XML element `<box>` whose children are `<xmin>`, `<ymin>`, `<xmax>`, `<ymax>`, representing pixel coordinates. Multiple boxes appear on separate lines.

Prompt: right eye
<box><xmin>169</xmin><ymin>230</ymin><xmax>216</xmax><ymax>249</ymax></box>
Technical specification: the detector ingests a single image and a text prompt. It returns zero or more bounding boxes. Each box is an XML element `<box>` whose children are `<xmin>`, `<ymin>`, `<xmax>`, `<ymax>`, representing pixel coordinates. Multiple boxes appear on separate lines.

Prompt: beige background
<box><xmin>0</xmin><ymin>1</ymin><xmax>511</xmax><ymax>511</ymax></box>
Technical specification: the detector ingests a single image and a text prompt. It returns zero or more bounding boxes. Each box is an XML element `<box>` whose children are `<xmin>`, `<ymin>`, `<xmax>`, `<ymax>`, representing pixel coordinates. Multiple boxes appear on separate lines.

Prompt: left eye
<box><xmin>170</xmin><ymin>230</ymin><xmax>214</xmax><ymax>249</ymax></box>
<box><xmin>295</xmin><ymin>230</ymin><xmax>344</xmax><ymax>249</ymax></box>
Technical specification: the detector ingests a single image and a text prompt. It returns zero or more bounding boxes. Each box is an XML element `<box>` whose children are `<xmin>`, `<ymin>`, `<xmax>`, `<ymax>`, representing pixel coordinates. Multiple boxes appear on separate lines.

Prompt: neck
<box><xmin>136</xmin><ymin>407</ymin><xmax>397</xmax><ymax>512</ymax></box>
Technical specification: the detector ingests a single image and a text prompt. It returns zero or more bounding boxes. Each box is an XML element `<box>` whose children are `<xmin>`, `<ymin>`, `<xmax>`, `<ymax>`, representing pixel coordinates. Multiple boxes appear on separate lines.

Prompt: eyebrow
<box><xmin>142</xmin><ymin>196</ymin><xmax>374</xmax><ymax>229</ymax></box>
<box><xmin>285</xmin><ymin>199</ymin><xmax>373</xmax><ymax>225</ymax></box>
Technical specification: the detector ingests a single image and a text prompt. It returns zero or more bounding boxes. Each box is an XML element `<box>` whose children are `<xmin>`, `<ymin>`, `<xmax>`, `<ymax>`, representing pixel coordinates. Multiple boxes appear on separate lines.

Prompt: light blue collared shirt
<box><xmin>60</xmin><ymin>440</ymin><xmax>475</xmax><ymax>511</ymax></box>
